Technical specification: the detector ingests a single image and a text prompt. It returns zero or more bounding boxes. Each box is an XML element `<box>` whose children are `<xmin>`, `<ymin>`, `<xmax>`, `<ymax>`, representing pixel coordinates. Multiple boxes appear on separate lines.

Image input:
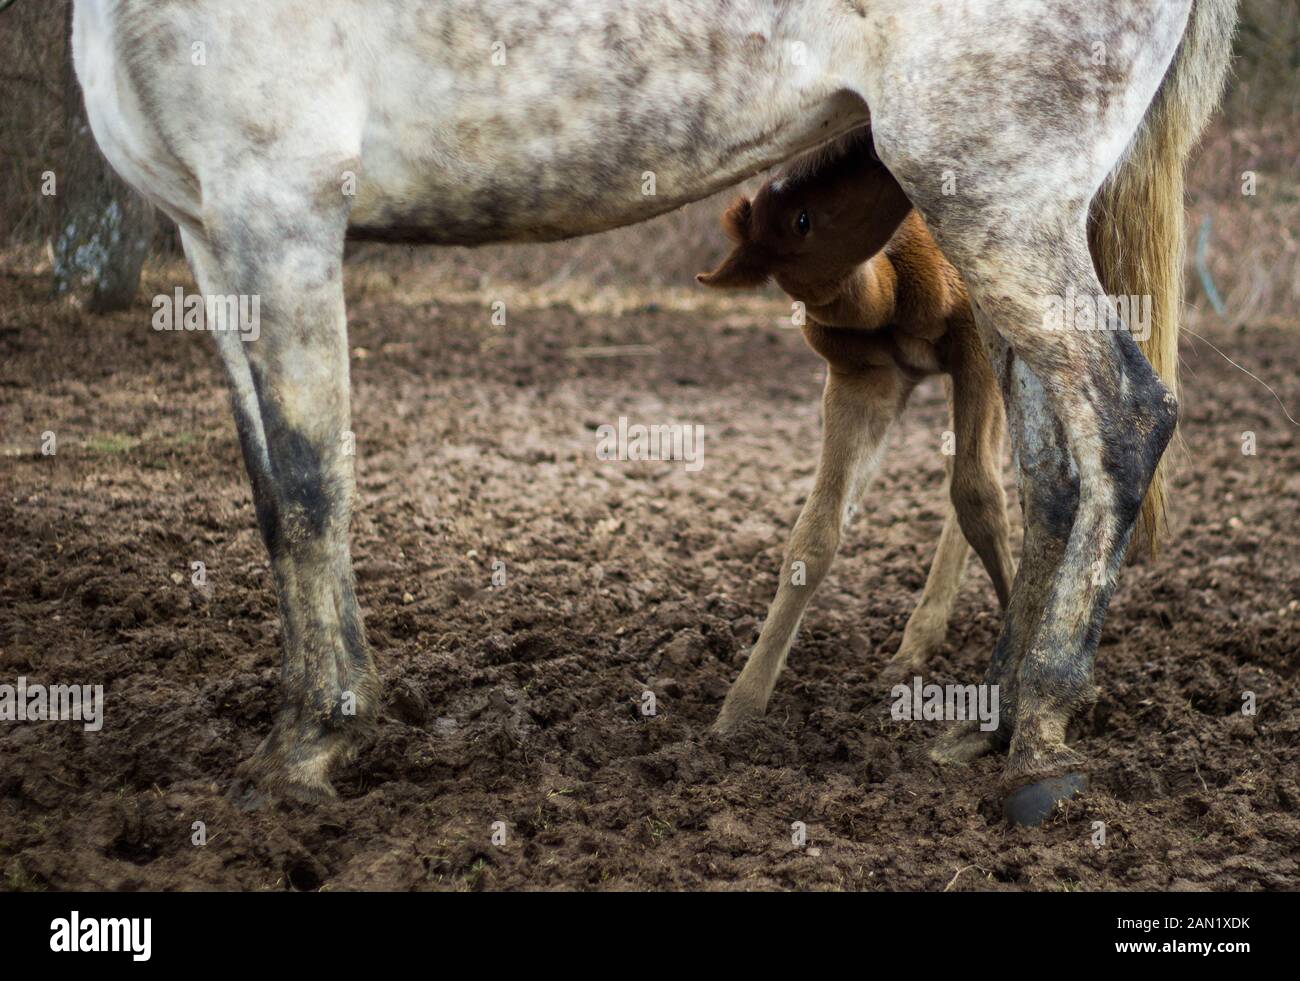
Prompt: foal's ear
<box><xmin>697</xmin><ymin>196</ymin><xmax>768</xmax><ymax>289</ymax></box>
<box><xmin>719</xmin><ymin>195</ymin><xmax>753</xmax><ymax>244</ymax></box>
<box><xmin>696</xmin><ymin>244</ymin><xmax>770</xmax><ymax>290</ymax></box>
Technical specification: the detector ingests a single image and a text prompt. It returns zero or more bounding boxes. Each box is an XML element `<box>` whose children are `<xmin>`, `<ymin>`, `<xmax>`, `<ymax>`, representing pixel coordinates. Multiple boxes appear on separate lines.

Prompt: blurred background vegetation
<box><xmin>1</xmin><ymin>0</ymin><xmax>1297</xmax><ymax>325</ymax></box>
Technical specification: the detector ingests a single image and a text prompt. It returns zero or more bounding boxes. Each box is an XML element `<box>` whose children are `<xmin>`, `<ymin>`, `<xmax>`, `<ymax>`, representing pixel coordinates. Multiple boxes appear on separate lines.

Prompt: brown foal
<box><xmin>698</xmin><ymin>139</ymin><xmax>1016</xmax><ymax>734</ymax></box>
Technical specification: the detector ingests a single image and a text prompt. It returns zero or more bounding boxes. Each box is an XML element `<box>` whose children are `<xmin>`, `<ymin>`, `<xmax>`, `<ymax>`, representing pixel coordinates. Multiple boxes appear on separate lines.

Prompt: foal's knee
<box><xmin>786</xmin><ymin>505</ymin><xmax>842</xmax><ymax>586</ymax></box>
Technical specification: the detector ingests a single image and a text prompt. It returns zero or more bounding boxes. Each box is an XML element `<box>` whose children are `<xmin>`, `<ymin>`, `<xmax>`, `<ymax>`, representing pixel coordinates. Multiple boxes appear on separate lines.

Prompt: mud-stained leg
<box><xmin>182</xmin><ymin>185</ymin><xmax>378</xmax><ymax>801</ymax></box>
<box><xmin>1002</xmin><ymin>318</ymin><xmax>1173</xmax><ymax>784</ymax></box>
<box><xmin>714</xmin><ymin>364</ymin><xmax>911</xmax><ymax>735</ymax></box>
<box><xmin>865</xmin><ymin>0</ymin><xmax>1189</xmax><ymax>794</ymax></box>
<box><xmin>927</xmin><ymin>234</ymin><xmax>1175</xmax><ymax>781</ymax></box>
<box><xmin>929</xmin><ymin>348</ymin><xmax>1074</xmax><ymax>765</ymax></box>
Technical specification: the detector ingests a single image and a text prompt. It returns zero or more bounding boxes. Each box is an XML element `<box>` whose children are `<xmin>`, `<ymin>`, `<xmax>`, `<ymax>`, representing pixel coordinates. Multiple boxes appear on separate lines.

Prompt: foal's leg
<box><xmin>947</xmin><ymin>325</ymin><xmax>1015</xmax><ymax>609</ymax></box>
<box><xmin>881</xmin><ymin>381</ymin><xmax>971</xmax><ymax>686</ymax></box>
<box><xmin>714</xmin><ymin>365</ymin><xmax>910</xmax><ymax>734</ymax></box>
<box><xmin>882</xmin><ymin>344</ymin><xmax>1017</xmax><ymax>686</ymax></box>
<box><xmin>185</xmin><ymin>176</ymin><xmax>377</xmax><ymax>800</ymax></box>
<box><xmin>881</xmin><ymin>497</ymin><xmax>970</xmax><ymax>686</ymax></box>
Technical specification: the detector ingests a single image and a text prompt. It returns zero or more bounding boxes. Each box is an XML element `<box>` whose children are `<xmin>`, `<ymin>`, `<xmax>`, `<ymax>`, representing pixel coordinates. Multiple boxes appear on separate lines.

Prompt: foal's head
<box><xmin>697</xmin><ymin>136</ymin><xmax>913</xmax><ymax>303</ymax></box>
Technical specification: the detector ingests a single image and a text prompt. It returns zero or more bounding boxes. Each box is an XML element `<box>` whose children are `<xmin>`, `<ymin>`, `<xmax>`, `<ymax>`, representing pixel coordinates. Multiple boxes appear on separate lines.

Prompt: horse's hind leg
<box><xmin>920</xmin><ymin>238</ymin><xmax>1173</xmax><ymax>778</ymax></box>
<box><xmin>927</xmin><ymin>228</ymin><xmax>1172</xmax><ymax>779</ymax></box>
<box><xmin>929</xmin><ymin>348</ymin><xmax>1077</xmax><ymax>765</ymax></box>
<box><xmin>182</xmin><ymin>175</ymin><xmax>376</xmax><ymax>800</ymax></box>
<box><xmin>1005</xmin><ymin>327</ymin><xmax>1172</xmax><ymax>782</ymax></box>
<box><xmin>869</xmin><ymin>0</ymin><xmax>1187</xmax><ymax>781</ymax></box>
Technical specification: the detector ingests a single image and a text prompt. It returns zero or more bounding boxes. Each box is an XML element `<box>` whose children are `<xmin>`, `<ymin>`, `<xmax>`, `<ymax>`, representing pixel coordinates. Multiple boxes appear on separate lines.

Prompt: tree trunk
<box><xmin>51</xmin><ymin>1</ymin><xmax>155</xmax><ymax>313</ymax></box>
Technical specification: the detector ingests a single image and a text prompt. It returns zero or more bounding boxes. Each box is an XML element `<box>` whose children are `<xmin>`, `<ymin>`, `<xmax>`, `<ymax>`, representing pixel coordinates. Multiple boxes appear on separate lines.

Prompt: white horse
<box><xmin>68</xmin><ymin>0</ymin><xmax>1235</xmax><ymax>809</ymax></box>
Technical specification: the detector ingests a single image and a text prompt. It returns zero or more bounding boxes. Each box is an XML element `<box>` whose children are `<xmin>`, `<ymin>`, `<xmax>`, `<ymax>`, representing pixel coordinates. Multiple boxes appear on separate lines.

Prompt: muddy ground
<box><xmin>1</xmin><ymin>257</ymin><xmax>1297</xmax><ymax>891</ymax></box>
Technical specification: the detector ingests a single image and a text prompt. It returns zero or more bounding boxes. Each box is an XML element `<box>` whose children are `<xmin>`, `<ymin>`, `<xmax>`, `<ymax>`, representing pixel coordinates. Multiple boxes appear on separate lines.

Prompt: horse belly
<box><xmin>347</xmin><ymin>0</ymin><xmax>869</xmax><ymax>244</ymax></box>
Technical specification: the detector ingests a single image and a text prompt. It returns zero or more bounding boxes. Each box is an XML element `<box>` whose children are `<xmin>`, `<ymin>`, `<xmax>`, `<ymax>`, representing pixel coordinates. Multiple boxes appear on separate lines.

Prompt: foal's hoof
<box><xmin>710</xmin><ymin>692</ymin><xmax>766</xmax><ymax>738</ymax></box>
<box><xmin>878</xmin><ymin>655</ymin><xmax>924</xmax><ymax>690</ymax></box>
<box><xmin>1002</xmin><ymin>773</ymin><xmax>1088</xmax><ymax>827</ymax></box>
<box><xmin>709</xmin><ymin>711</ymin><xmax>756</xmax><ymax>740</ymax></box>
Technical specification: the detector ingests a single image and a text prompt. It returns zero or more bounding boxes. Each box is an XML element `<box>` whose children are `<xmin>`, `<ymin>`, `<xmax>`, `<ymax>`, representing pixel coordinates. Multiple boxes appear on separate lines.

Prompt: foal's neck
<box><xmin>881</xmin><ymin>211</ymin><xmax>964</xmax><ymax>340</ymax></box>
<box><xmin>806</xmin><ymin>210</ymin><xmax>960</xmax><ymax>339</ymax></box>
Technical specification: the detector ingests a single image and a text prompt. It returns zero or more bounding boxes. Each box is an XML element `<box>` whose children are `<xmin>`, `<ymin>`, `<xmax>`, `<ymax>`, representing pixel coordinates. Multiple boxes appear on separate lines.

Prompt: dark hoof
<box><xmin>1002</xmin><ymin>773</ymin><xmax>1088</xmax><ymax>827</ymax></box>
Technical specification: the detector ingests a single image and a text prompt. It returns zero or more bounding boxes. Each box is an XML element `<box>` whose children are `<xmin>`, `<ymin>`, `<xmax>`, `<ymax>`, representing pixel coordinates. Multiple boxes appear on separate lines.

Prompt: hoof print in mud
<box><xmin>1002</xmin><ymin>773</ymin><xmax>1089</xmax><ymax>827</ymax></box>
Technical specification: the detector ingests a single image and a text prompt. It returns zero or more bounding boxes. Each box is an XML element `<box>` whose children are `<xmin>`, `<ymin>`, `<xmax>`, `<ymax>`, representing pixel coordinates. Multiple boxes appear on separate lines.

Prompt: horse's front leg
<box><xmin>183</xmin><ymin>182</ymin><xmax>377</xmax><ymax>802</ymax></box>
<box><xmin>714</xmin><ymin>363</ymin><xmax>910</xmax><ymax>735</ymax></box>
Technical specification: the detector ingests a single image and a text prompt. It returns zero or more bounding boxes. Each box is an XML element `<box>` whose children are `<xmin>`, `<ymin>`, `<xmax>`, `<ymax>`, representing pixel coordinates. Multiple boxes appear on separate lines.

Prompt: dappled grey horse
<box><xmin>70</xmin><ymin>0</ymin><xmax>1235</xmax><ymax>805</ymax></box>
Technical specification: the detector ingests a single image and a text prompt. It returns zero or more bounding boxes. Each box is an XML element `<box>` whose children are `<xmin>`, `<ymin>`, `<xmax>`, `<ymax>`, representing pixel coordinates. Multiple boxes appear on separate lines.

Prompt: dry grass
<box><xmin>0</xmin><ymin>0</ymin><xmax>67</xmax><ymax>244</ymax></box>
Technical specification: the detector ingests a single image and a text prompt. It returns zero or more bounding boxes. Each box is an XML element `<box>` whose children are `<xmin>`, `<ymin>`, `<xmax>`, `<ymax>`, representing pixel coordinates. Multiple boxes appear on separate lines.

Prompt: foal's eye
<box><xmin>795</xmin><ymin>209</ymin><xmax>811</xmax><ymax>236</ymax></box>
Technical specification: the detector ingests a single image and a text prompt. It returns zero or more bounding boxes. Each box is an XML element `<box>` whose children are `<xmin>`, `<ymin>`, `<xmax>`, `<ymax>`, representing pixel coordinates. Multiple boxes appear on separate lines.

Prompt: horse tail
<box><xmin>1088</xmin><ymin>0</ymin><xmax>1237</xmax><ymax>556</ymax></box>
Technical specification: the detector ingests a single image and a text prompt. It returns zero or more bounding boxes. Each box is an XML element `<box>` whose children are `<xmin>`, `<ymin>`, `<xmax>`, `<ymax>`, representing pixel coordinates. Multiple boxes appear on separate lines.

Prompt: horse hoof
<box><xmin>1002</xmin><ymin>773</ymin><xmax>1088</xmax><ymax>826</ymax></box>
